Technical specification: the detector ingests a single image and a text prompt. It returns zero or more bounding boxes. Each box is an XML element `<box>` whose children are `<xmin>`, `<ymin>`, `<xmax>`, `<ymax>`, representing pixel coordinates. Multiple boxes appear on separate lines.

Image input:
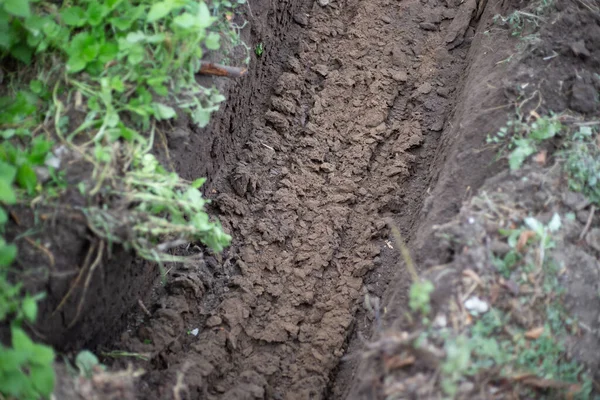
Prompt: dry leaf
<box><xmin>489</xmin><ymin>284</ymin><xmax>501</xmax><ymax>305</ymax></box>
<box><xmin>533</xmin><ymin>150</ymin><xmax>547</xmax><ymax>166</ymax></box>
<box><xmin>525</xmin><ymin>326</ymin><xmax>544</xmax><ymax>339</ymax></box>
<box><xmin>384</xmin><ymin>353</ymin><xmax>416</xmax><ymax>370</ymax></box>
<box><xmin>517</xmin><ymin>230</ymin><xmax>536</xmax><ymax>252</ymax></box>
<box><xmin>529</xmin><ymin>110</ymin><xmax>542</xmax><ymax>120</ymax></box>
<box><xmin>521</xmin><ymin>377</ymin><xmax>574</xmax><ymax>389</ymax></box>
<box><xmin>462</xmin><ymin>269</ymin><xmax>483</xmax><ymax>285</ymax></box>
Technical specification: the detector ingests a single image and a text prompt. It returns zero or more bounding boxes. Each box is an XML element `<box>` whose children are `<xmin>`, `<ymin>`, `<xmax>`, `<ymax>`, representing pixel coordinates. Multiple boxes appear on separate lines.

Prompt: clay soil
<box><xmin>23</xmin><ymin>0</ymin><xmax>600</xmax><ymax>398</ymax></box>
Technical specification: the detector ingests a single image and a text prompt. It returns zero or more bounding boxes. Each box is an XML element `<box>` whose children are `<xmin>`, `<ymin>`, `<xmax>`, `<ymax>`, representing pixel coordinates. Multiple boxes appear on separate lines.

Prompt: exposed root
<box><xmin>68</xmin><ymin>241</ymin><xmax>105</xmax><ymax>329</ymax></box>
<box><xmin>52</xmin><ymin>241</ymin><xmax>97</xmax><ymax>317</ymax></box>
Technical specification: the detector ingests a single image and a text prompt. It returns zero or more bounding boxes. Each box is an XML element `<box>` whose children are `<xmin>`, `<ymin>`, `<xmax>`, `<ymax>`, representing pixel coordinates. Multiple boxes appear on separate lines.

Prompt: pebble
<box><xmin>313</xmin><ymin>64</ymin><xmax>329</xmax><ymax>77</ymax></box>
<box><xmin>381</xmin><ymin>16</ymin><xmax>392</xmax><ymax>24</ymax></box>
<box><xmin>293</xmin><ymin>13</ymin><xmax>309</xmax><ymax>27</ymax></box>
<box><xmin>570</xmin><ymin>40</ymin><xmax>590</xmax><ymax>58</ymax></box>
<box><xmin>436</xmin><ymin>87</ymin><xmax>451</xmax><ymax>98</ymax></box>
<box><xmin>318</xmin><ymin>0</ymin><xmax>329</xmax><ymax>6</ymax></box>
<box><xmin>562</xmin><ymin>191</ymin><xmax>589</xmax><ymax>210</ymax></box>
<box><xmin>206</xmin><ymin>316</ymin><xmax>223</xmax><ymax>327</ymax></box>
<box><xmin>417</xmin><ymin>82</ymin><xmax>432</xmax><ymax>94</ymax></box>
<box><xmin>419</xmin><ymin>22</ymin><xmax>438</xmax><ymax>31</ymax></box>
<box><xmin>464</xmin><ymin>296</ymin><xmax>489</xmax><ymax>314</ymax></box>
<box><xmin>585</xmin><ymin>228</ymin><xmax>600</xmax><ymax>253</ymax></box>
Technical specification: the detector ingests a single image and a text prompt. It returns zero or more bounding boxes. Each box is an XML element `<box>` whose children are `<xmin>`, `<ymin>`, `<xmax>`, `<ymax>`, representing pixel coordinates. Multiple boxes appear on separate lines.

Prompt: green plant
<box><xmin>408</xmin><ymin>279</ymin><xmax>434</xmax><ymax>317</ymax></box>
<box><xmin>0</xmin><ymin>326</ymin><xmax>55</xmax><ymax>399</ymax></box>
<box><xmin>75</xmin><ymin>350</ymin><xmax>106</xmax><ymax>378</ymax></box>
<box><xmin>493</xmin><ymin>0</ymin><xmax>554</xmax><ymax>36</ymax></box>
<box><xmin>563</xmin><ymin>126</ymin><xmax>600</xmax><ymax>205</ymax></box>
<box><xmin>488</xmin><ymin>114</ymin><xmax>562</xmax><ymax>170</ymax></box>
<box><xmin>440</xmin><ymin>335</ymin><xmax>471</xmax><ymax>397</ymax></box>
<box><xmin>254</xmin><ymin>42</ymin><xmax>264</xmax><ymax>57</ymax></box>
<box><xmin>0</xmin><ymin>0</ymin><xmax>247</xmax><ymax>397</ymax></box>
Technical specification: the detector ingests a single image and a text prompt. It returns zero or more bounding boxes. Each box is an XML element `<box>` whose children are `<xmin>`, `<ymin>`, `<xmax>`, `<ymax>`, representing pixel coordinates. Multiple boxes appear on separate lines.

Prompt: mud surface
<box><xmin>110</xmin><ymin>0</ymin><xmax>477</xmax><ymax>397</ymax></box>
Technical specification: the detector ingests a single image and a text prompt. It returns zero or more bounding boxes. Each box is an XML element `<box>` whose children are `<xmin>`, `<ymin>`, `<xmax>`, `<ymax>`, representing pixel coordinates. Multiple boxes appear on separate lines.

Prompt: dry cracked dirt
<box><xmin>44</xmin><ymin>0</ymin><xmax>600</xmax><ymax>398</ymax></box>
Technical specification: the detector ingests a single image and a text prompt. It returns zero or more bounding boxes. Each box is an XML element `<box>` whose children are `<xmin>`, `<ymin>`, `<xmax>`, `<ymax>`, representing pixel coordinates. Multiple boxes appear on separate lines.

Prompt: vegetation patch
<box><xmin>0</xmin><ymin>0</ymin><xmax>247</xmax><ymax>397</ymax></box>
<box><xmin>367</xmin><ymin>106</ymin><xmax>599</xmax><ymax>398</ymax></box>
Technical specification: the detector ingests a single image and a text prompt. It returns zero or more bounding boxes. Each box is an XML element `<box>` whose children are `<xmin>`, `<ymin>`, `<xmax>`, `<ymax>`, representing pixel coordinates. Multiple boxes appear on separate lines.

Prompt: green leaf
<box><xmin>0</xmin><ymin>242</ymin><xmax>17</xmax><ymax>266</ymax></box>
<box><xmin>67</xmin><ymin>55</ymin><xmax>86</xmax><ymax>73</ymax></box>
<box><xmin>126</xmin><ymin>31</ymin><xmax>146</xmax><ymax>43</ymax></box>
<box><xmin>0</xmin><ymin>207</ymin><xmax>8</xmax><ymax>225</ymax></box>
<box><xmin>110</xmin><ymin>17</ymin><xmax>132</xmax><ymax>31</ymax></box>
<box><xmin>29</xmin><ymin>137</ymin><xmax>53</xmax><ymax>164</ymax></box>
<box><xmin>29</xmin><ymin>364</ymin><xmax>55</xmax><ymax>395</ymax></box>
<box><xmin>17</xmin><ymin>163</ymin><xmax>37</xmax><ymax>193</ymax></box>
<box><xmin>110</xmin><ymin>76</ymin><xmax>125</xmax><ymax>92</ymax></box>
<box><xmin>508</xmin><ymin>139</ymin><xmax>535</xmax><ymax>171</ymax></box>
<box><xmin>0</xmin><ymin>180</ymin><xmax>16</xmax><ymax>204</ymax></box>
<box><xmin>86</xmin><ymin>3</ymin><xmax>108</xmax><ymax>26</ymax></box>
<box><xmin>197</xmin><ymin>2</ymin><xmax>213</xmax><ymax>28</ymax></box>
<box><xmin>10</xmin><ymin>44</ymin><xmax>34</xmax><ymax>64</ymax></box>
<box><xmin>30</xmin><ymin>342</ymin><xmax>54</xmax><ymax>366</ymax></box>
<box><xmin>153</xmin><ymin>103</ymin><xmax>176</xmax><ymax>120</ymax></box>
<box><xmin>0</xmin><ymin>370</ymin><xmax>29</xmax><ymax>397</ymax></box>
<box><xmin>76</xmin><ymin>350</ymin><xmax>100</xmax><ymax>378</ymax></box>
<box><xmin>22</xmin><ymin>295</ymin><xmax>38</xmax><ymax>322</ymax></box>
<box><xmin>11</xmin><ymin>327</ymin><xmax>33</xmax><ymax>351</ymax></box>
<box><xmin>173</xmin><ymin>12</ymin><xmax>195</xmax><ymax>28</ymax></box>
<box><xmin>205</xmin><ymin>32</ymin><xmax>220</xmax><ymax>50</ymax></box>
<box><xmin>525</xmin><ymin>217</ymin><xmax>544</xmax><ymax>237</ymax></box>
<box><xmin>4</xmin><ymin>0</ymin><xmax>31</xmax><ymax>18</ymax></box>
<box><xmin>60</xmin><ymin>6</ymin><xmax>87</xmax><ymax>26</ymax></box>
<box><xmin>192</xmin><ymin>108</ymin><xmax>212</xmax><ymax>128</ymax></box>
<box><xmin>98</xmin><ymin>41</ymin><xmax>118</xmax><ymax>63</ymax></box>
<box><xmin>530</xmin><ymin>118</ymin><xmax>561</xmax><ymax>141</ymax></box>
<box><xmin>0</xmin><ymin>161</ymin><xmax>17</xmax><ymax>183</ymax></box>
<box><xmin>191</xmin><ymin>178</ymin><xmax>206</xmax><ymax>188</ymax></box>
<box><xmin>29</xmin><ymin>79</ymin><xmax>43</xmax><ymax>94</ymax></box>
<box><xmin>147</xmin><ymin>1</ymin><xmax>174</xmax><ymax>23</ymax></box>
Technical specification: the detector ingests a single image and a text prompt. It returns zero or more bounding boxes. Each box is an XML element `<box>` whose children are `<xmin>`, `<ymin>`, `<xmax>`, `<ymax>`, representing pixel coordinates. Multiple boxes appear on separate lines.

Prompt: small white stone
<box><xmin>45</xmin><ymin>156</ymin><xmax>61</xmax><ymax>169</ymax></box>
<box><xmin>318</xmin><ymin>0</ymin><xmax>329</xmax><ymax>6</ymax></box>
<box><xmin>433</xmin><ymin>314</ymin><xmax>447</xmax><ymax>328</ymax></box>
<box><xmin>190</xmin><ymin>328</ymin><xmax>199</xmax><ymax>336</ymax></box>
<box><xmin>468</xmin><ymin>217</ymin><xmax>475</xmax><ymax>224</ymax></box>
<box><xmin>464</xmin><ymin>296</ymin><xmax>489</xmax><ymax>314</ymax></box>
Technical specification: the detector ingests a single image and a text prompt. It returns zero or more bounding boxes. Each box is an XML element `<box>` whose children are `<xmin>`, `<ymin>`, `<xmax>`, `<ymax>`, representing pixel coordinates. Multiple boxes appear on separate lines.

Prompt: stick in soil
<box><xmin>198</xmin><ymin>62</ymin><xmax>248</xmax><ymax>78</ymax></box>
<box><xmin>386</xmin><ymin>218</ymin><xmax>419</xmax><ymax>282</ymax></box>
<box><xmin>579</xmin><ymin>205</ymin><xmax>596</xmax><ymax>241</ymax></box>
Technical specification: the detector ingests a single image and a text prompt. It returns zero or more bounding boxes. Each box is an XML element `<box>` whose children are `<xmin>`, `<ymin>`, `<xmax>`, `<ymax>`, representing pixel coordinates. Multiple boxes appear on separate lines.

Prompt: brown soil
<box><xmin>15</xmin><ymin>0</ymin><xmax>600</xmax><ymax>398</ymax></box>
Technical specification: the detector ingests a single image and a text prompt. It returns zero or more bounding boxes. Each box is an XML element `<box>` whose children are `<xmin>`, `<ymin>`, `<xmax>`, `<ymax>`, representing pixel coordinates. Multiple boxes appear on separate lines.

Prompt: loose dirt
<box><xmin>26</xmin><ymin>0</ymin><xmax>600</xmax><ymax>398</ymax></box>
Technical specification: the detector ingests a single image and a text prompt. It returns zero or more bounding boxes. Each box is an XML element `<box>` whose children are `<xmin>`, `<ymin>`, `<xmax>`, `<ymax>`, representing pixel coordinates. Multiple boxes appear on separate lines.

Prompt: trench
<box><xmin>104</xmin><ymin>0</ymin><xmax>506</xmax><ymax>398</ymax></box>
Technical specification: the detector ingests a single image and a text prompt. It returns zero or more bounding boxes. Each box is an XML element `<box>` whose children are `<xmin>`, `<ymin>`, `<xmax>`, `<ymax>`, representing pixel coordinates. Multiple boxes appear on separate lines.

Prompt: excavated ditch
<box><xmin>97</xmin><ymin>0</ymin><xmax>511</xmax><ymax>398</ymax></box>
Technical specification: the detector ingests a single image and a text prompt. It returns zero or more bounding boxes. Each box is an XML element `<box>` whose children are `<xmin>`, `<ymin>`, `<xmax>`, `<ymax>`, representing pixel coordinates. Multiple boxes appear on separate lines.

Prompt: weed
<box><xmin>563</xmin><ymin>126</ymin><xmax>600</xmax><ymax>205</ymax></box>
<box><xmin>255</xmin><ymin>42</ymin><xmax>264</xmax><ymax>57</ymax></box>
<box><xmin>75</xmin><ymin>350</ymin><xmax>106</xmax><ymax>379</ymax></box>
<box><xmin>493</xmin><ymin>0</ymin><xmax>555</xmax><ymax>36</ymax></box>
<box><xmin>408</xmin><ymin>280</ymin><xmax>434</xmax><ymax>317</ymax></box>
<box><xmin>488</xmin><ymin>114</ymin><xmax>562</xmax><ymax>170</ymax></box>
